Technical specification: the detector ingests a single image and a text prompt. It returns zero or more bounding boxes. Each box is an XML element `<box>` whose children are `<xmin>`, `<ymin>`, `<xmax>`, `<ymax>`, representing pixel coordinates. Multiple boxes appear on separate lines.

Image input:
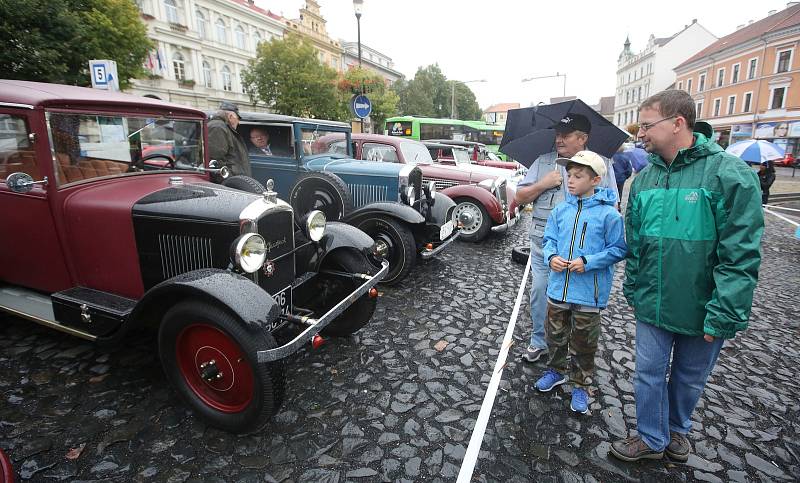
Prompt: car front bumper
<box><xmin>491</xmin><ymin>207</ymin><xmax>520</xmax><ymax>233</ymax></box>
<box><xmin>419</xmin><ymin>229</ymin><xmax>461</xmax><ymax>259</ymax></box>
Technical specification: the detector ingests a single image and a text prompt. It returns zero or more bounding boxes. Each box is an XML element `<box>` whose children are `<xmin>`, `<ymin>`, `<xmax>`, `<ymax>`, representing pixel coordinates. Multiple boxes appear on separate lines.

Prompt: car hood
<box><xmin>132</xmin><ymin>181</ymin><xmax>260</xmax><ymax>223</ymax></box>
<box><xmin>305</xmin><ymin>156</ymin><xmax>404</xmax><ymax>177</ymax></box>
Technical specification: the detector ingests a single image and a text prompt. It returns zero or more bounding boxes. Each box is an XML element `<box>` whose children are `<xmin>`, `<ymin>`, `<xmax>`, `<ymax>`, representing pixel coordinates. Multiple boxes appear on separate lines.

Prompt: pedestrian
<box><xmin>515</xmin><ymin>113</ymin><xmax>619</xmax><ymax>364</ymax></box>
<box><xmin>611</xmin><ymin>146</ymin><xmax>633</xmax><ymax>199</ymax></box>
<box><xmin>208</xmin><ymin>101</ymin><xmax>251</xmax><ymax>176</ymax></box>
<box><xmin>533</xmin><ymin>150</ymin><xmax>627</xmax><ymax>414</ymax></box>
<box><xmin>611</xmin><ymin>90</ymin><xmax>764</xmax><ymax>462</ymax></box>
<box><xmin>757</xmin><ymin>160</ymin><xmax>776</xmax><ymax>205</ymax></box>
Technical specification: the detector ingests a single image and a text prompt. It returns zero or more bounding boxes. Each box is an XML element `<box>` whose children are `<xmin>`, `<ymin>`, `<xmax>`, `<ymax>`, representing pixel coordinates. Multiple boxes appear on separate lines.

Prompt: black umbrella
<box><xmin>500</xmin><ymin>99</ymin><xmax>630</xmax><ymax>167</ymax></box>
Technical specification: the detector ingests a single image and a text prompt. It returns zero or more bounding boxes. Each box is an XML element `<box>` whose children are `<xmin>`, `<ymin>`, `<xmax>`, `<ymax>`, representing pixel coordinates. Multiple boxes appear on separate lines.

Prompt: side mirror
<box><xmin>6</xmin><ymin>172</ymin><xmax>48</xmax><ymax>193</ymax></box>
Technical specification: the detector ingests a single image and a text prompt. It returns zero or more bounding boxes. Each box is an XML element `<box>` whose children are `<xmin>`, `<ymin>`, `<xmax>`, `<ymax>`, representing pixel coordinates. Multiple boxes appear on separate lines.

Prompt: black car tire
<box><xmin>453</xmin><ymin>198</ymin><xmax>492</xmax><ymax>243</ymax></box>
<box><xmin>289</xmin><ymin>171</ymin><xmax>353</xmax><ymax>220</ymax></box>
<box><xmin>511</xmin><ymin>245</ymin><xmax>531</xmax><ymax>264</ymax></box>
<box><xmin>356</xmin><ymin>215</ymin><xmax>416</xmax><ymax>285</ymax></box>
<box><xmin>317</xmin><ymin>249</ymin><xmax>378</xmax><ymax>336</ymax></box>
<box><xmin>223</xmin><ymin>175</ymin><xmax>266</xmax><ymax>194</ymax></box>
<box><xmin>159</xmin><ymin>301</ymin><xmax>284</xmax><ymax>433</ymax></box>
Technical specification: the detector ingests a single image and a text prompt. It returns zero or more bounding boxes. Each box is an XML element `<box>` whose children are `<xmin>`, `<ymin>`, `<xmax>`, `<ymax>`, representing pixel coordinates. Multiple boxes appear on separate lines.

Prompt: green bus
<box><xmin>384</xmin><ymin>116</ymin><xmax>509</xmax><ymax>160</ymax></box>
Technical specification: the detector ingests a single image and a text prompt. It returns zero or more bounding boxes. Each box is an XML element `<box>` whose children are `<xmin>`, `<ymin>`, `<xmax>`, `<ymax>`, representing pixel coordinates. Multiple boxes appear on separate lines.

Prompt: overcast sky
<box><xmin>259</xmin><ymin>0</ymin><xmax>793</xmax><ymax>110</ymax></box>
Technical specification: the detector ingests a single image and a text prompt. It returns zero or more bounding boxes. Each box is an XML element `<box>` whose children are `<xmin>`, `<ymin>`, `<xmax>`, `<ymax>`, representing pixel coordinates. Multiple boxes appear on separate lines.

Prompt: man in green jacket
<box><xmin>610</xmin><ymin>90</ymin><xmax>764</xmax><ymax>462</ymax></box>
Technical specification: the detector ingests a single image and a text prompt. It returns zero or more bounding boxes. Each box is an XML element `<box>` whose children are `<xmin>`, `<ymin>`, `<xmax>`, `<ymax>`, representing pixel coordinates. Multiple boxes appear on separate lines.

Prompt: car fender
<box><xmin>441</xmin><ymin>185</ymin><xmax>504</xmax><ymax>224</ymax></box>
<box><xmin>418</xmin><ymin>192</ymin><xmax>456</xmax><ymax>226</ymax></box>
<box><xmin>314</xmin><ymin>221</ymin><xmax>378</xmax><ymax>271</ymax></box>
<box><xmin>113</xmin><ymin>269</ymin><xmax>279</xmax><ymax>343</ymax></box>
<box><xmin>343</xmin><ymin>202</ymin><xmax>425</xmax><ymax>226</ymax></box>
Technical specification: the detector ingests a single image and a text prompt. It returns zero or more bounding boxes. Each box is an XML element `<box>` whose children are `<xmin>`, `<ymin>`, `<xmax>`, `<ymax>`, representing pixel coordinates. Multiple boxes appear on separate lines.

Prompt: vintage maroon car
<box><xmin>318</xmin><ymin>133</ymin><xmax>518</xmax><ymax>242</ymax></box>
<box><xmin>0</xmin><ymin>80</ymin><xmax>387</xmax><ymax>433</ymax></box>
<box><xmin>427</xmin><ymin>139</ymin><xmax>525</xmax><ymax>171</ymax></box>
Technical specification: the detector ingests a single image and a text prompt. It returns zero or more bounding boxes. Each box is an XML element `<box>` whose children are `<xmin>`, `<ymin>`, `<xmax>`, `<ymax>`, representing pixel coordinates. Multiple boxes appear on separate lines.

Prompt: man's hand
<box><xmin>549</xmin><ymin>256</ymin><xmax>569</xmax><ymax>272</ymax></box>
<box><xmin>568</xmin><ymin>257</ymin><xmax>585</xmax><ymax>273</ymax></box>
<box><xmin>541</xmin><ymin>170</ymin><xmax>563</xmax><ymax>190</ymax></box>
<box><xmin>703</xmin><ymin>334</ymin><xmax>714</xmax><ymax>343</ymax></box>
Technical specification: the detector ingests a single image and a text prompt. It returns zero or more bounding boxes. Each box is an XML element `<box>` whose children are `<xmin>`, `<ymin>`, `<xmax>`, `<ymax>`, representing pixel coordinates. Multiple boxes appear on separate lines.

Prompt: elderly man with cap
<box><xmin>515</xmin><ymin>113</ymin><xmax>618</xmax><ymax>364</ymax></box>
<box><xmin>208</xmin><ymin>101</ymin><xmax>251</xmax><ymax>176</ymax></box>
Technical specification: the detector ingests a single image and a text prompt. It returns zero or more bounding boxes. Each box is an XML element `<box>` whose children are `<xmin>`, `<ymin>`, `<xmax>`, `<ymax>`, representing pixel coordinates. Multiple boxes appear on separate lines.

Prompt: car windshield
<box><xmin>47</xmin><ymin>112</ymin><xmax>203</xmax><ymax>184</ymax></box>
<box><xmin>486</xmin><ymin>152</ymin><xmax>501</xmax><ymax>161</ymax></box>
<box><xmin>452</xmin><ymin>148</ymin><xmax>472</xmax><ymax>164</ymax></box>
<box><xmin>301</xmin><ymin>126</ymin><xmax>349</xmax><ymax>155</ymax></box>
<box><xmin>399</xmin><ymin>141</ymin><xmax>433</xmax><ymax>164</ymax></box>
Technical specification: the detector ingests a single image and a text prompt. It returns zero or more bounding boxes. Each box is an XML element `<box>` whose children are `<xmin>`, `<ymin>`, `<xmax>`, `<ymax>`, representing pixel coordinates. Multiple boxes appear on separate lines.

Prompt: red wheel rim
<box><xmin>175</xmin><ymin>324</ymin><xmax>254</xmax><ymax>413</ymax></box>
<box><xmin>0</xmin><ymin>448</ymin><xmax>12</xmax><ymax>483</ymax></box>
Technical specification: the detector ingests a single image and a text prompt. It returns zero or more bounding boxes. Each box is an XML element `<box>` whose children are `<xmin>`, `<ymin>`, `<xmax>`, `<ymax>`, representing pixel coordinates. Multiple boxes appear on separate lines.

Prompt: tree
<box><xmin>243</xmin><ymin>35</ymin><xmax>346</xmax><ymax>120</ymax></box>
<box><xmin>337</xmin><ymin>67</ymin><xmax>399</xmax><ymax>131</ymax></box>
<box><xmin>394</xmin><ymin>64</ymin><xmax>481</xmax><ymax>120</ymax></box>
<box><xmin>0</xmin><ymin>0</ymin><xmax>151</xmax><ymax>89</ymax></box>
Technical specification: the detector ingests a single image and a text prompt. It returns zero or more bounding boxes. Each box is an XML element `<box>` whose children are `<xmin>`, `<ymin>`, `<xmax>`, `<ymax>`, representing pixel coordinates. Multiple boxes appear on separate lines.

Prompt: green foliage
<box><xmin>243</xmin><ymin>35</ymin><xmax>347</xmax><ymax>120</ymax></box>
<box><xmin>337</xmin><ymin>67</ymin><xmax>399</xmax><ymax>130</ymax></box>
<box><xmin>394</xmin><ymin>64</ymin><xmax>482</xmax><ymax>120</ymax></box>
<box><xmin>0</xmin><ymin>0</ymin><xmax>151</xmax><ymax>89</ymax></box>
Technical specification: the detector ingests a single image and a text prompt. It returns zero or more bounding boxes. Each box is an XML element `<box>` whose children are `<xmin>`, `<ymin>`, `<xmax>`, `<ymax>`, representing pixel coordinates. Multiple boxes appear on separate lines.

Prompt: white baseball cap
<box><xmin>556</xmin><ymin>150</ymin><xmax>607</xmax><ymax>177</ymax></box>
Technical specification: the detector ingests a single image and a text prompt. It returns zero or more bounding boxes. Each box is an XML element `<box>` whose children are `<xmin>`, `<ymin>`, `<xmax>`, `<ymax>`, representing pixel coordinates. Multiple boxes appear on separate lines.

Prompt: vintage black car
<box><xmin>0</xmin><ymin>80</ymin><xmax>387</xmax><ymax>433</ymax></box>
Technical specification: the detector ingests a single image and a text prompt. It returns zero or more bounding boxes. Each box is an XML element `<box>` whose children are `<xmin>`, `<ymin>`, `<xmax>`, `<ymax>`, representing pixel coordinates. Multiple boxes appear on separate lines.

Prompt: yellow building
<box><xmin>283</xmin><ymin>1</ymin><xmax>343</xmax><ymax>72</ymax></box>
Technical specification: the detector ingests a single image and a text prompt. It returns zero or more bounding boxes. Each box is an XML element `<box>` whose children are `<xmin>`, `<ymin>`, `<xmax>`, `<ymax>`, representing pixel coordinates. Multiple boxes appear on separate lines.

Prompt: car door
<box><xmin>239</xmin><ymin>122</ymin><xmax>298</xmax><ymax>199</ymax></box>
<box><xmin>0</xmin><ymin>108</ymin><xmax>72</xmax><ymax>292</ymax></box>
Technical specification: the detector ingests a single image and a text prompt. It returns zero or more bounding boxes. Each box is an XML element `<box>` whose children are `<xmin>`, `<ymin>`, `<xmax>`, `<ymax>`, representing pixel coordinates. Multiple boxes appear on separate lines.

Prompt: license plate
<box><xmin>272</xmin><ymin>285</ymin><xmax>292</xmax><ymax>320</ymax></box>
<box><xmin>439</xmin><ymin>220</ymin><xmax>454</xmax><ymax>241</ymax></box>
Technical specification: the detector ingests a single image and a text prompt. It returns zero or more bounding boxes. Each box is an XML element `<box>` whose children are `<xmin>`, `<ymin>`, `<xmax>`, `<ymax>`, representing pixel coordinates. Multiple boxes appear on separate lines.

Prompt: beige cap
<box><xmin>556</xmin><ymin>150</ymin><xmax>607</xmax><ymax>177</ymax></box>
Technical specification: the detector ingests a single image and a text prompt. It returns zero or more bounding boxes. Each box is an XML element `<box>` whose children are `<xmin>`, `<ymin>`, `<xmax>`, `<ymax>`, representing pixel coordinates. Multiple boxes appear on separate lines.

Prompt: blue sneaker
<box><xmin>570</xmin><ymin>387</ymin><xmax>589</xmax><ymax>414</ymax></box>
<box><xmin>534</xmin><ymin>369</ymin><xmax>566</xmax><ymax>392</ymax></box>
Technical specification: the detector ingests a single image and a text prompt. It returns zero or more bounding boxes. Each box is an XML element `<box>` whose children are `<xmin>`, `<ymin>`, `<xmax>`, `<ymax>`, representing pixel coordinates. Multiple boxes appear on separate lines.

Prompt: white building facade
<box><xmin>341</xmin><ymin>42</ymin><xmax>403</xmax><ymax>84</ymax></box>
<box><xmin>129</xmin><ymin>0</ymin><xmax>285</xmax><ymax>112</ymax></box>
<box><xmin>614</xmin><ymin>20</ymin><xmax>717</xmax><ymax>128</ymax></box>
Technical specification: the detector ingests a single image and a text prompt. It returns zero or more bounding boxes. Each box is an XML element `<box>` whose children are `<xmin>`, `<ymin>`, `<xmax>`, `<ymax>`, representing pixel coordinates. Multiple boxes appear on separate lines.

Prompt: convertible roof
<box><xmin>0</xmin><ymin>79</ymin><xmax>205</xmax><ymax>117</ymax></box>
<box><xmin>239</xmin><ymin>111</ymin><xmax>350</xmax><ymax>128</ymax></box>
<box><xmin>428</xmin><ymin>139</ymin><xmax>486</xmax><ymax>147</ymax></box>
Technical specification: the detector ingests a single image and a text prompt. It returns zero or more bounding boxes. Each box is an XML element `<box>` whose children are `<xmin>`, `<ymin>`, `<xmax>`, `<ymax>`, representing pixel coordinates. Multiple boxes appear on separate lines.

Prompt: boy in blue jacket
<box><xmin>534</xmin><ymin>150</ymin><xmax>627</xmax><ymax>414</ymax></box>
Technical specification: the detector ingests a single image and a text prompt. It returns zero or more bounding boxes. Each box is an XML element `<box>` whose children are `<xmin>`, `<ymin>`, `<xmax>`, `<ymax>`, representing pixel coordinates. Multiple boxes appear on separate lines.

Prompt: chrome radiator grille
<box><xmin>349</xmin><ymin>183</ymin><xmax>388</xmax><ymax>208</ymax></box>
<box><xmin>158</xmin><ymin>234</ymin><xmax>214</xmax><ymax>279</ymax></box>
<box><xmin>422</xmin><ymin>176</ymin><xmax>460</xmax><ymax>191</ymax></box>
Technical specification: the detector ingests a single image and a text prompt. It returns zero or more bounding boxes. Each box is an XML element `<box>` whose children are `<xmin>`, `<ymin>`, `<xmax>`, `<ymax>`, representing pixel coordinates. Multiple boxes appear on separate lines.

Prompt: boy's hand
<box><xmin>549</xmin><ymin>256</ymin><xmax>569</xmax><ymax>272</ymax></box>
<box><xmin>568</xmin><ymin>257</ymin><xmax>585</xmax><ymax>273</ymax></box>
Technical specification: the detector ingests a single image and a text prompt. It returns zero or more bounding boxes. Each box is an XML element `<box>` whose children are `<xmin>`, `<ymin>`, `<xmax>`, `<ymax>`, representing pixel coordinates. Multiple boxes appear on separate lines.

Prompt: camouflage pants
<box><xmin>545</xmin><ymin>302</ymin><xmax>601</xmax><ymax>387</ymax></box>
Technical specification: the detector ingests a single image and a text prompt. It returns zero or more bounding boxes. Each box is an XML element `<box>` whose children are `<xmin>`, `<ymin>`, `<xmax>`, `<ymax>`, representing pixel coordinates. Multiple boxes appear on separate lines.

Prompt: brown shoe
<box><xmin>609</xmin><ymin>436</ymin><xmax>664</xmax><ymax>462</ymax></box>
<box><xmin>665</xmin><ymin>431</ymin><xmax>690</xmax><ymax>462</ymax></box>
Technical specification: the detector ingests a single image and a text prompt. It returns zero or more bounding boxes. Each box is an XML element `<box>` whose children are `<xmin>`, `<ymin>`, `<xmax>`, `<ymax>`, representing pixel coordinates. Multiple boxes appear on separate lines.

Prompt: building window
<box><xmin>221</xmin><ymin>66</ymin><xmax>232</xmax><ymax>91</ymax></box>
<box><xmin>776</xmin><ymin>49</ymin><xmax>792</xmax><ymax>73</ymax></box>
<box><xmin>172</xmin><ymin>52</ymin><xmax>186</xmax><ymax>81</ymax></box>
<box><xmin>743</xmin><ymin>92</ymin><xmax>752</xmax><ymax>112</ymax></box>
<box><xmin>748</xmin><ymin>58</ymin><xmax>758</xmax><ymax>79</ymax></box>
<box><xmin>624</xmin><ymin>111</ymin><xmax>628</xmax><ymax>125</ymax></box>
<box><xmin>215</xmin><ymin>18</ymin><xmax>227</xmax><ymax>44</ymax></box>
<box><xmin>696</xmin><ymin>101</ymin><xmax>703</xmax><ymax>118</ymax></box>
<box><xmin>678</xmin><ymin>81</ymin><xmax>683</xmax><ymax>91</ymax></box>
<box><xmin>731</xmin><ymin>64</ymin><xmax>740</xmax><ymax>84</ymax></box>
<box><xmin>196</xmin><ymin>10</ymin><xmax>208</xmax><ymax>38</ymax></box>
<box><xmin>330</xmin><ymin>58</ymin><xmax>338</xmax><ymax>70</ymax></box>
<box><xmin>770</xmin><ymin>86</ymin><xmax>787</xmax><ymax>109</ymax></box>
<box><xmin>698</xmin><ymin>73</ymin><xmax>706</xmax><ymax>92</ymax></box>
<box><xmin>164</xmin><ymin>0</ymin><xmax>179</xmax><ymax>23</ymax></box>
<box><xmin>235</xmin><ymin>25</ymin><xmax>246</xmax><ymax>50</ymax></box>
<box><xmin>253</xmin><ymin>32</ymin><xmax>262</xmax><ymax>49</ymax></box>
<box><xmin>727</xmin><ymin>95</ymin><xmax>736</xmax><ymax>115</ymax></box>
<box><xmin>687</xmin><ymin>78</ymin><xmax>693</xmax><ymax>93</ymax></box>
<box><xmin>202</xmin><ymin>61</ymin><xmax>213</xmax><ymax>88</ymax></box>
<box><xmin>716</xmin><ymin>68</ymin><xmax>725</xmax><ymax>88</ymax></box>
<box><xmin>638</xmin><ymin>86</ymin><xmax>642</xmax><ymax>101</ymax></box>
<box><xmin>713</xmin><ymin>98</ymin><xmax>721</xmax><ymax>116</ymax></box>
<box><xmin>626</xmin><ymin>91</ymin><xmax>630</xmax><ymax>104</ymax></box>
<box><xmin>240</xmin><ymin>72</ymin><xmax>246</xmax><ymax>93</ymax></box>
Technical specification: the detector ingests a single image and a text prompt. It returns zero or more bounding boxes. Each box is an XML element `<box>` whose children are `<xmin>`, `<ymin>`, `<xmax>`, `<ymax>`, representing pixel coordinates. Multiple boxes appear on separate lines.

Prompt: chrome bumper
<box><xmin>491</xmin><ymin>207</ymin><xmax>520</xmax><ymax>233</ymax></box>
<box><xmin>419</xmin><ymin>229</ymin><xmax>461</xmax><ymax>259</ymax></box>
<box><xmin>256</xmin><ymin>260</ymin><xmax>389</xmax><ymax>363</ymax></box>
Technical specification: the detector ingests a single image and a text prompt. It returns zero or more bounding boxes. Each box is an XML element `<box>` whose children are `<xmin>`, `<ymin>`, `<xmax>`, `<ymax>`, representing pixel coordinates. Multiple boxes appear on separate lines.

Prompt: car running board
<box><xmin>0</xmin><ymin>284</ymin><xmax>97</xmax><ymax>341</ymax></box>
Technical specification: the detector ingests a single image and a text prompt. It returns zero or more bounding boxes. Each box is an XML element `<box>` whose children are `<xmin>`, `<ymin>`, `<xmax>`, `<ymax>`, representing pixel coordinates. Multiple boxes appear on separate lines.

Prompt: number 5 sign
<box><xmin>89</xmin><ymin>59</ymin><xmax>119</xmax><ymax>91</ymax></box>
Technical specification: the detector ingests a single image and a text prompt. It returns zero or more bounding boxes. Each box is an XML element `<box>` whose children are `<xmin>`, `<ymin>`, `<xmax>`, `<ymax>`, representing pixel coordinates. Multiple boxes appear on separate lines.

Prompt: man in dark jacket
<box><xmin>610</xmin><ymin>90</ymin><xmax>763</xmax><ymax>462</ymax></box>
<box><xmin>611</xmin><ymin>147</ymin><xmax>633</xmax><ymax>198</ymax></box>
<box><xmin>208</xmin><ymin>101</ymin><xmax>251</xmax><ymax>177</ymax></box>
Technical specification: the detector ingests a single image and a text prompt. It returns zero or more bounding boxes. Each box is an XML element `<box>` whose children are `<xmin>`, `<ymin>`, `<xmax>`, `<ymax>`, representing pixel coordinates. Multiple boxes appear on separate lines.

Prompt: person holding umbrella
<box><xmin>513</xmin><ymin>113</ymin><xmax>619</xmax><ymax>363</ymax></box>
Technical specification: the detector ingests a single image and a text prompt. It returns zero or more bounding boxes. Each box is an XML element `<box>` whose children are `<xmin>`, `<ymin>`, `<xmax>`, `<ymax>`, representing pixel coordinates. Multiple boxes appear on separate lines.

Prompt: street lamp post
<box><xmin>521</xmin><ymin>72</ymin><xmax>567</xmax><ymax>98</ymax></box>
<box><xmin>451</xmin><ymin>79</ymin><xmax>486</xmax><ymax>119</ymax></box>
<box><xmin>353</xmin><ymin>0</ymin><xmax>364</xmax><ymax>132</ymax></box>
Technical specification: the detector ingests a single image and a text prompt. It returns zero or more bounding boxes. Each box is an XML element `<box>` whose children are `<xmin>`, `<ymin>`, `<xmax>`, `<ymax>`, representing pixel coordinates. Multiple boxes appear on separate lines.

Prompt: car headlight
<box><xmin>303</xmin><ymin>210</ymin><xmax>326</xmax><ymax>242</ymax></box>
<box><xmin>478</xmin><ymin>178</ymin><xmax>498</xmax><ymax>194</ymax></box>
<box><xmin>231</xmin><ymin>233</ymin><xmax>267</xmax><ymax>273</ymax></box>
<box><xmin>406</xmin><ymin>186</ymin><xmax>416</xmax><ymax>205</ymax></box>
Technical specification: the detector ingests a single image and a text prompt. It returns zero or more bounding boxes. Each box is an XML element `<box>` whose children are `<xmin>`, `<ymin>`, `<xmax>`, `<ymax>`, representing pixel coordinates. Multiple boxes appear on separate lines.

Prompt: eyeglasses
<box><xmin>639</xmin><ymin>115</ymin><xmax>677</xmax><ymax>132</ymax></box>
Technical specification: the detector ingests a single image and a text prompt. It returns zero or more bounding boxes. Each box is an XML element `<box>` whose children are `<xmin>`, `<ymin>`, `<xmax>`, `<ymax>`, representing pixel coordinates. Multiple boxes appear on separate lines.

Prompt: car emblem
<box><xmin>262</xmin><ymin>260</ymin><xmax>276</xmax><ymax>277</ymax></box>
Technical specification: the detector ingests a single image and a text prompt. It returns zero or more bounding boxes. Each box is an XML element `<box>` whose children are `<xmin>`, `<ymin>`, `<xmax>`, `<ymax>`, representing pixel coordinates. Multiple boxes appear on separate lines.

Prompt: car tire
<box><xmin>453</xmin><ymin>198</ymin><xmax>492</xmax><ymax>243</ymax></box>
<box><xmin>316</xmin><ymin>249</ymin><xmax>378</xmax><ymax>336</ymax></box>
<box><xmin>223</xmin><ymin>175</ymin><xmax>266</xmax><ymax>194</ymax></box>
<box><xmin>289</xmin><ymin>171</ymin><xmax>353</xmax><ymax>221</ymax></box>
<box><xmin>511</xmin><ymin>245</ymin><xmax>530</xmax><ymax>264</ymax></box>
<box><xmin>355</xmin><ymin>215</ymin><xmax>416</xmax><ymax>285</ymax></box>
<box><xmin>158</xmin><ymin>301</ymin><xmax>284</xmax><ymax>433</ymax></box>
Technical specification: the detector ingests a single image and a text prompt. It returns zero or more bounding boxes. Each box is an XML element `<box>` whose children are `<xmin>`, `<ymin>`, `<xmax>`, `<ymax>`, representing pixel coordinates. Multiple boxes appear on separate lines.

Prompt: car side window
<box><xmin>328</xmin><ymin>140</ymin><xmax>348</xmax><ymax>155</ymax></box>
<box><xmin>362</xmin><ymin>143</ymin><xmax>398</xmax><ymax>163</ymax></box>
<box><xmin>244</xmin><ymin>125</ymin><xmax>293</xmax><ymax>157</ymax></box>
<box><xmin>0</xmin><ymin>113</ymin><xmax>40</xmax><ymax>181</ymax></box>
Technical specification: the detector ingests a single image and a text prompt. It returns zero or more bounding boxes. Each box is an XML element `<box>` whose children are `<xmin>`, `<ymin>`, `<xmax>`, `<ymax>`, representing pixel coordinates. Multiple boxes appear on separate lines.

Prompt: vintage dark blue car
<box><xmin>237</xmin><ymin>113</ymin><xmax>460</xmax><ymax>285</ymax></box>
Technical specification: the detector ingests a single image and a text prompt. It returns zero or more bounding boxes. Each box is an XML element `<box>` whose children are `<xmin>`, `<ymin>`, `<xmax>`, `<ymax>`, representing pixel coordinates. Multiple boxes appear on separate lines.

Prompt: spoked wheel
<box><xmin>316</xmin><ymin>249</ymin><xmax>378</xmax><ymax>336</ymax></box>
<box><xmin>453</xmin><ymin>198</ymin><xmax>492</xmax><ymax>243</ymax></box>
<box><xmin>356</xmin><ymin>216</ymin><xmax>416</xmax><ymax>285</ymax></box>
<box><xmin>289</xmin><ymin>171</ymin><xmax>354</xmax><ymax>221</ymax></box>
<box><xmin>159</xmin><ymin>301</ymin><xmax>284</xmax><ymax>433</ymax></box>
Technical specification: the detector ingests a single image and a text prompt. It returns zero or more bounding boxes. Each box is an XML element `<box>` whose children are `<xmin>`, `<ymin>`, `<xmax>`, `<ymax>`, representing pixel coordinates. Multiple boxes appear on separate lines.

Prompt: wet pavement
<box><xmin>1</xmin><ymin>215</ymin><xmax>799</xmax><ymax>482</ymax></box>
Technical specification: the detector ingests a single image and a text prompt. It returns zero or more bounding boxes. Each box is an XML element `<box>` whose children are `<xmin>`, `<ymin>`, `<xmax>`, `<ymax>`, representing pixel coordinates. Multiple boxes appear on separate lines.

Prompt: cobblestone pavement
<box><xmin>1</xmin><ymin>215</ymin><xmax>799</xmax><ymax>482</ymax></box>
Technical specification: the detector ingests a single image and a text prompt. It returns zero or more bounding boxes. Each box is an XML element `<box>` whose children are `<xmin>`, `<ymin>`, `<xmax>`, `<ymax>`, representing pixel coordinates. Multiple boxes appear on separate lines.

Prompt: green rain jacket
<box><xmin>623</xmin><ymin>122</ymin><xmax>764</xmax><ymax>339</ymax></box>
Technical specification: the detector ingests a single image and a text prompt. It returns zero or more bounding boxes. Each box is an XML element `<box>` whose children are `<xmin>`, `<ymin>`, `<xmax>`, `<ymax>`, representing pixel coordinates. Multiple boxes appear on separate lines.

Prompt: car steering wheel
<box><xmin>140</xmin><ymin>153</ymin><xmax>176</xmax><ymax>170</ymax></box>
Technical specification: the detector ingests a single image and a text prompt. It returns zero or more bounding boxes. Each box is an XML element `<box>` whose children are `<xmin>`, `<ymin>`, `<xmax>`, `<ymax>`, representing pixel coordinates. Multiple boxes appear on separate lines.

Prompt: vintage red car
<box><xmin>317</xmin><ymin>133</ymin><xmax>519</xmax><ymax>242</ymax></box>
<box><xmin>0</xmin><ymin>80</ymin><xmax>387</xmax><ymax>432</ymax></box>
<box><xmin>426</xmin><ymin>139</ymin><xmax>525</xmax><ymax>171</ymax></box>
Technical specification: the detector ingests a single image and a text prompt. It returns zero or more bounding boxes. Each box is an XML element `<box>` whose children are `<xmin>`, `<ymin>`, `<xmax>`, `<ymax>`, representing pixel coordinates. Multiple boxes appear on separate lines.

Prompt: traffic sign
<box><xmin>89</xmin><ymin>60</ymin><xmax>119</xmax><ymax>91</ymax></box>
<box><xmin>350</xmin><ymin>94</ymin><xmax>372</xmax><ymax>119</ymax></box>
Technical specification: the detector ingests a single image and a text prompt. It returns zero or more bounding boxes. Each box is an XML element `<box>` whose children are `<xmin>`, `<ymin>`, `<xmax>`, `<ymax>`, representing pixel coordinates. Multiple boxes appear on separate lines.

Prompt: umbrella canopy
<box><xmin>499</xmin><ymin>99</ymin><xmax>630</xmax><ymax>167</ymax></box>
<box><xmin>625</xmin><ymin>146</ymin><xmax>649</xmax><ymax>172</ymax></box>
<box><xmin>725</xmin><ymin>139</ymin><xmax>785</xmax><ymax>164</ymax></box>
